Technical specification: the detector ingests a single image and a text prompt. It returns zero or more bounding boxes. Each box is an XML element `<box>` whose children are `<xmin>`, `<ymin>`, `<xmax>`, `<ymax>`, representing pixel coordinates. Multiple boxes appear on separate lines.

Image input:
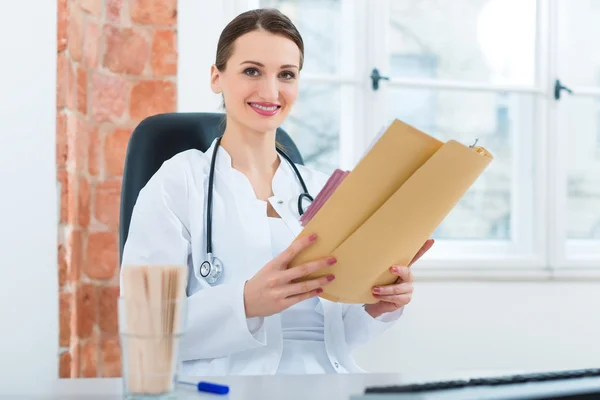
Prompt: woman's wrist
<box><xmin>363</xmin><ymin>304</ymin><xmax>383</xmax><ymax>319</ymax></box>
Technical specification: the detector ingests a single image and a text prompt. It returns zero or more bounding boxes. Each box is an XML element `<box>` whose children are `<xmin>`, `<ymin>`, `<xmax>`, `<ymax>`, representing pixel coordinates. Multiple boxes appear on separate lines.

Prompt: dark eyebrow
<box><xmin>240</xmin><ymin>61</ymin><xmax>299</xmax><ymax>70</ymax></box>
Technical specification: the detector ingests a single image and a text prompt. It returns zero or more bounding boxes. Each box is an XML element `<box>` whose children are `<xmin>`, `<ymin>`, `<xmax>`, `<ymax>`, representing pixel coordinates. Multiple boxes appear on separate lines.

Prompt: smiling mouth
<box><xmin>248</xmin><ymin>102</ymin><xmax>281</xmax><ymax>116</ymax></box>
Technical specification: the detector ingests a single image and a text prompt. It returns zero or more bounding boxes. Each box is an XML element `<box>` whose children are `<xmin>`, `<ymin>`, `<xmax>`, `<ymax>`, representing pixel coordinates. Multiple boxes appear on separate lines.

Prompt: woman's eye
<box><xmin>244</xmin><ymin>68</ymin><xmax>260</xmax><ymax>77</ymax></box>
<box><xmin>280</xmin><ymin>71</ymin><xmax>296</xmax><ymax>80</ymax></box>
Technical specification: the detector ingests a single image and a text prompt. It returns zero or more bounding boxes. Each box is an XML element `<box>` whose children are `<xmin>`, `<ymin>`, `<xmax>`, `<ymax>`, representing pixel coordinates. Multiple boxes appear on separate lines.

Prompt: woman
<box><xmin>121</xmin><ymin>8</ymin><xmax>434</xmax><ymax>376</ymax></box>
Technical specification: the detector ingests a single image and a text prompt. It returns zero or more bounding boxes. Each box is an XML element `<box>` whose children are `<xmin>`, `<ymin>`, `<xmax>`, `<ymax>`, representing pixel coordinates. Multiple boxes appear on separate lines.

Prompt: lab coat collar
<box><xmin>205</xmin><ymin>137</ymin><xmax>296</xmax><ymax>199</ymax></box>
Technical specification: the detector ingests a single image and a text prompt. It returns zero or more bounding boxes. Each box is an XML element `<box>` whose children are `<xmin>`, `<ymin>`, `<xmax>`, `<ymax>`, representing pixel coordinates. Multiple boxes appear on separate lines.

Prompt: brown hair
<box><xmin>215</xmin><ymin>8</ymin><xmax>304</xmax><ymax>72</ymax></box>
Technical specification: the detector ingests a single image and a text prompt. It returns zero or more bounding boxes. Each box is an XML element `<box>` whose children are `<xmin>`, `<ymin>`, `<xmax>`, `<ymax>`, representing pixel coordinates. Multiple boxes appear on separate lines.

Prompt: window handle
<box><xmin>370</xmin><ymin>68</ymin><xmax>390</xmax><ymax>91</ymax></box>
<box><xmin>554</xmin><ymin>79</ymin><xmax>573</xmax><ymax>100</ymax></box>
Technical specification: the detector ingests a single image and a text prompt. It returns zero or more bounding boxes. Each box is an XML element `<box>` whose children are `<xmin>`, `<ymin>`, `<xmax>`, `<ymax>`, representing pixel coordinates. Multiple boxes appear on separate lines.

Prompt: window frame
<box><xmin>230</xmin><ymin>0</ymin><xmax>600</xmax><ymax>279</ymax></box>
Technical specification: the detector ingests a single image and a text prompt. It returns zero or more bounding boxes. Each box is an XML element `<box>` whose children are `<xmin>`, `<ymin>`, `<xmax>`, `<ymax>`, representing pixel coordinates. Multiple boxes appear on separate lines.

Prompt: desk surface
<box><xmin>14</xmin><ymin>371</ymin><xmax>514</xmax><ymax>400</ymax></box>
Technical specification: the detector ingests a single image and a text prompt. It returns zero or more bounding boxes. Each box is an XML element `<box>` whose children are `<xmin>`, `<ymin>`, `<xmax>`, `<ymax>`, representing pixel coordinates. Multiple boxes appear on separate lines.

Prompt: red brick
<box><xmin>86</xmin><ymin>231</ymin><xmax>118</xmax><ymax>280</ymax></box>
<box><xmin>66</xmin><ymin>170</ymin><xmax>77</xmax><ymax>226</ymax></box>
<box><xmin>67</xmin><ymin>229</ymin><xmax>83</xmax><ymax>283</ymax></box>
<box><xmin>57</xmin><ymin>0</ymin><xmax>69</xmax><ymax>52</ymax></box>
<box><xmin>83</xmin><ymin>19</ymin><xmax>100</xmax><ymax>69</ymax></box>
<box><xmin>59</xmin><ymin>351</ymin><xmax>72</xmax><ymax>378</ymax></box>
<box><xmin>103</xmin><ymin>25</ymin><xmax>150</xmax><ymax>75</ymax></box>
<box><xmin>90</xmin><ymin>72</ymin><xmax>129</xmax><ymax>123</ymax></box>
<box><xmin>78</xmin><ymin>176</ymin><xmax>91</xmax><ymax>228</ymax></box>
<box><xmin>57</xmin><ymin>52</ymin><xmax>68</xmax><ymax>109</ymax></box>
<box><xmin>59</xmin><ymin>292</ymin><xmax>72</xmax><ymax>347</ymax></box>
<box><xmin>57</xmin><ymin>169</ymin><xmax>68</xmax><ymax>223</ymax></box>
<box><xmin>58</xmin><ymin>243</ymin><xmax>68</xmax><ymax>288</ymax></box>
<box><xmin>151</xmin><ymin>30</ymin><xmax>177</xmax><ymax>76</ymax></box>
<box><xmin>88</xmin><ymin>127</ymin><xmax>102</xmax><ymax>177</ymax></box>
<box><xmin>101</xmin><ymin>337</ymin><xmax>122</xmax><ymax>377</ymax></box>
<box><xmin>67</xmin><ymin>115</ymin><xmax>90</xmax><ymax>173</ymax></box>
<box><xmin>106</xmin><ymin>0</ymin><xmax>122</xmax><ymax>23</ymax></box>
<box><xmin>104</xmin><ymin>128</ymin><xmax>131</xmax><ymax>177</ymax></box>
<box><xmin>66</xmin><ymin>58</ymin><xmax>76</xmax><ymax>110</ymax></box>
<box><xmin>56</xmin><ymin>111</ymin><xmax>68</xmax><ymax>169</ymax></box>
<box><xmin>70</xmin><ymin>339</ymin><xmax>80</xmax><ymax>377</ymax></box>
<box><xmin>76</xmin><ymin>284</ymin><xmax>98</xmax><ymax>340</ymax></box>
<box><xmin>99</xmin><ymin>286</ymin><xmax>119</xmax><ymax>335</ymax></box>
<box><xmin>130</xmin><ymin>80</ymin><xmax>176</xmax><ymax>120</ymax></box>
<box><xmin>94</xmin><ymin>180</ymin><xmax>121</xmax><ymax>229</ymax></box>
<box><xmin>77</xmin><ymin>67</ymin><xmax>87</xmax><ymax>115</ymax></box>
<box><xmin>80</xmin><ymin>0</ymin><xmax>102</xmax><ymax>15</ymax></box>
<box><xmin>80</xmin><ymin>338</ymin><xmax>98</xmax><ymax>377</ymax></box>
<box><xmin>68</xmin><ymin>5</ymin><xmax>83</xmax><ymax>62</ymax></box>
<box><xmin>130</xmin><ymin>0</ymin><xmax>177</xmax><ymax>25</ymax></box>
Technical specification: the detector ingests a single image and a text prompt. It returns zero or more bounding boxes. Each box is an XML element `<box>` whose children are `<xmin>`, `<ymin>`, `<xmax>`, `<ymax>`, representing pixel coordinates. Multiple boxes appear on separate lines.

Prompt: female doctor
<box><xmin>121</xmin><ymin>8</ymin><xmax>434</xmax><ymax>376</ymax></box>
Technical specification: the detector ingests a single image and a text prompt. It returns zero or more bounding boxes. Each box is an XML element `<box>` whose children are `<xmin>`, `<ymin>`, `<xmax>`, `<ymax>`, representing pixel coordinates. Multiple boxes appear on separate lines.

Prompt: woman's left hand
<box><xmin>364</xmin><ymin>239</ymin><xmax>435</xmax><ymax>319</ymax></box>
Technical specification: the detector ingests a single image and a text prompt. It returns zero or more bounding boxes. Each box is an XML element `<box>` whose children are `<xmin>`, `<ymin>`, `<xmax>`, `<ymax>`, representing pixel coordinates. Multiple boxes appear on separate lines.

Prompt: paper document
<box><xmin>288</xmin><ymin>119</ymin><xmax>494</xmax><ymax>304</ymax></box>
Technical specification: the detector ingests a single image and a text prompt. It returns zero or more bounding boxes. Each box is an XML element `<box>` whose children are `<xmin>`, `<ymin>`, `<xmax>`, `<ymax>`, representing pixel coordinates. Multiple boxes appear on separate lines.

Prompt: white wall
<box><xmin>0</xmin><ymin>1</ymin><xmax>59</xmax><ymax>395</ymax></box>
<box><xmin>353</xmin><ymin>282</ymin><xmax>600</xmax><ymax>374</ymax></box>
<box><xmin>179</xmin><ymin>2</ymin><xmax>600</xmax><ymax>375</ymax></box>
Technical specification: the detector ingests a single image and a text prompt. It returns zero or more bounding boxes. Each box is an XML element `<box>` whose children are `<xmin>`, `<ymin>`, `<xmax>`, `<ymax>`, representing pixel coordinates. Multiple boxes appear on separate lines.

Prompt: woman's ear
<box><xmin>210</xmin><ymin>65</ymin><xmax>222</xmax><ymax>94</ymax></box>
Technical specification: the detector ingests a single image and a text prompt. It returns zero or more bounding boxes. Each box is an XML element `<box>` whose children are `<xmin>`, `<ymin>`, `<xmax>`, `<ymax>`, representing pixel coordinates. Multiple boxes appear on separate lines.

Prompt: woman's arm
<box><xmin>120</xmin><ymin>153</ymin><xmax>267</xmax><ymax>361</ymax></box>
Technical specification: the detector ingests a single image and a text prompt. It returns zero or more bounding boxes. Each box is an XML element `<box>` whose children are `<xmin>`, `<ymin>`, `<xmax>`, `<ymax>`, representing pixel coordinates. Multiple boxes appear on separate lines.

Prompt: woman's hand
<box><xmin>364</xmin><ymin>239</ymin><xmax>435</xmax><ymax>319</ymax></box>
<box><xmin>244</xmin><ymin>234</ymin><xmax>337</xmax><ymax>318</ymax></box>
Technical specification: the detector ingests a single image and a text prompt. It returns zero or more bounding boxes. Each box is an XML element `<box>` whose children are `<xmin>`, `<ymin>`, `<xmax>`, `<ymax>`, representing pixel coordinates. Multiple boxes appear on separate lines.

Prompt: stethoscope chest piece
<box><xmin>200</xmin><ymin>253</ymin><xmax>223</xmax><ymax>284</ymax></box>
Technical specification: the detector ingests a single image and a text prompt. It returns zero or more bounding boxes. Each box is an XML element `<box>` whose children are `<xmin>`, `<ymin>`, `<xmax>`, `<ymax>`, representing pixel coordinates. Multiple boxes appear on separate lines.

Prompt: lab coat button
<box><xmin>277</xmin><ymin>200</ymin><xmax>283</xmax><ymax>204</ymax></box>
<box><xmin>334</xmin><ymin>361</ymin><xmax>339</xmax><ymax>368</ymax></box>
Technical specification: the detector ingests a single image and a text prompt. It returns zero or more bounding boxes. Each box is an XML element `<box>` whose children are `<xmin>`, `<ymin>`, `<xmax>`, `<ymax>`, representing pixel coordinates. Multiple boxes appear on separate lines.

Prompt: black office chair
<box><xmin>118</xmin><ymin>112</ymin><xmax>304</xmax><ymax>263</ymax></box>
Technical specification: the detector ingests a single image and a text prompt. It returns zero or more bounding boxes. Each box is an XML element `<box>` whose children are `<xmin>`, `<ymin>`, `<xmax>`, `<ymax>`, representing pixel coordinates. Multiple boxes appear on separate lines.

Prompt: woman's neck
<box><xmin>219</xmin><ymin>117</ymin><xmax>280</xmax><ymax>181</ymax></box>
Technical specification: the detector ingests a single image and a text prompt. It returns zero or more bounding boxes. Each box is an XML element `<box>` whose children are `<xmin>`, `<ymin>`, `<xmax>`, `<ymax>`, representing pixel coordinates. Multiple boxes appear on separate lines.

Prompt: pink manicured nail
<box><xmin>309</xmin><ymin>234</ymin><xmax>318</xmax><ymax>242</ymax></box>
<box><xmin>327</xmin><ymin>275</ymin><xmax>335</xmax><ymax>281</ymax></box>
<box><xmin>373</xmin><ymin>287</ymin><xmax>381</xmax><ymax>293</ymax></box>
<box><xmin>328</xmin><ymin>257</ymin><xmax>337</xmax><ymax>265</ymax></box>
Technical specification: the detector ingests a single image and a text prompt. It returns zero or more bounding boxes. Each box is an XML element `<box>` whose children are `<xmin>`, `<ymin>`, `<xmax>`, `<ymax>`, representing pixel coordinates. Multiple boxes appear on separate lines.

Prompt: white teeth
<box><xmin>250</xmin><ymin>103</ymin><xmax>278</xmax><ymax>111</ymax></box>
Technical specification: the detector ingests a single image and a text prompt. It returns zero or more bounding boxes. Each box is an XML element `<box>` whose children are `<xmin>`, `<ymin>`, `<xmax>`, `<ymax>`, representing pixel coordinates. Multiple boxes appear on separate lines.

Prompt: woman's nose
<box><xmin>257</xmin><ymin>77</ymin><xmax>279</xmax><ymax>102</ymax></box>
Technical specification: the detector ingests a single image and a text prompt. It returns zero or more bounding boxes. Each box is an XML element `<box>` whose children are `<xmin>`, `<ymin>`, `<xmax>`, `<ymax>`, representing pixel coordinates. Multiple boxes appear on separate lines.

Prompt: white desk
<box><xmin>9</xmin><ymin>371</ymin><xmax>513</xmax><ymax>400</ymax></box>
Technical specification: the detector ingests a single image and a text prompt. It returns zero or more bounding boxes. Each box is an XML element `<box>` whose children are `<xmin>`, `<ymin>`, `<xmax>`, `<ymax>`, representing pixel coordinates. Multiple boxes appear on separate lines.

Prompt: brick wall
<box><xmin>56</xmin><ymin>0</ymin><xmax>177</xmax><ymax>378</ymax></box>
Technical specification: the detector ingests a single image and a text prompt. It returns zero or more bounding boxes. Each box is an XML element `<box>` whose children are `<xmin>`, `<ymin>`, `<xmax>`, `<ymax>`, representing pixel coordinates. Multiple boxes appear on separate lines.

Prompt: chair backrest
<box><xmin>119</xmin><ymin>112</ymin><xmax>304</xmax><ymax>262</ymax></box>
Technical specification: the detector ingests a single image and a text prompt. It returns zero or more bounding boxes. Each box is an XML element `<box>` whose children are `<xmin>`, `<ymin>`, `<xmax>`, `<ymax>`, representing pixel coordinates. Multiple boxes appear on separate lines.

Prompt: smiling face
<box><xmin>210</xmin><ymin>29</ymin><xmax>301</xmax><ymax>135</ymax></box>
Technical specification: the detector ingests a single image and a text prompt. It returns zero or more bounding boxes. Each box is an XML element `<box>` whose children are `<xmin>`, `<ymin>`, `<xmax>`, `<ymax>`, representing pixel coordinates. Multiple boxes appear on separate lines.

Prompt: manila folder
<box><xmin>287</xmin><ymin>119</ymin><xmax>493</xmax><ymax>304</ymax></box>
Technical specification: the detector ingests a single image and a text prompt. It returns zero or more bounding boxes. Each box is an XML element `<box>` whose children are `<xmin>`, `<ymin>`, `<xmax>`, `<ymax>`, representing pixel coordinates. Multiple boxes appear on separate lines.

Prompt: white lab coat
<box><xmin>121</xmin><ymin>138</ymin><xmax>403</xmax><ymax>376</ymax></box>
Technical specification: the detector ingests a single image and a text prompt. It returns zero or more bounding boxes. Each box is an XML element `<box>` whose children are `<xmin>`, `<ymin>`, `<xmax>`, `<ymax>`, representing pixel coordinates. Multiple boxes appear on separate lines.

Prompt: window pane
<box><xmin>259</xmin><ymin>0</ymin><xmax>342</xmax><ymax>75</ymax></box>
<box><xmin>388</xmin><ymin>0</ymin><xmax>537</xmax><ymax>85</ymax></box>
<box><xmin>564</xmin><ymin>96</ymin><xmax>600</xmax><ymax>239</ymax></box>
<box><xmin>282</xmin><ymin>84</ymin><xmax>340</xmax><ymax>174</ymax></box>
<box><xmin>386</xmin><ymin>89</ymin><xmax>534</xmax><ymax>240</ymax></box>
<box><xmin>557</xmin><ymin>0</ymin><xmax>600</xmax><ymax>88</ymax></box>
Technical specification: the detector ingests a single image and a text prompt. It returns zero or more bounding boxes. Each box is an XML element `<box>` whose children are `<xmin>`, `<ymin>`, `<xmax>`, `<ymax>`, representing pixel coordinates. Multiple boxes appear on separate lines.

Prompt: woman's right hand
<box><xmin>243</xmin><ymin>234</ymin><xmax>336</xmax><ymax>318</ymax></box>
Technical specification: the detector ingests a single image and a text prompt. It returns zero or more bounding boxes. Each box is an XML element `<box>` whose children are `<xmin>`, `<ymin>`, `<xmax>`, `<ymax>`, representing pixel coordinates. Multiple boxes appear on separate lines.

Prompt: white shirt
<box><xmin>269</xmin><ymin>217</ymin><xmax>324</xmax><ymax>342</ymax></box>
<box><xmin>121</xmin><ymin>138</ymin><xmax>404</xmax><ymax>376</ymax></box>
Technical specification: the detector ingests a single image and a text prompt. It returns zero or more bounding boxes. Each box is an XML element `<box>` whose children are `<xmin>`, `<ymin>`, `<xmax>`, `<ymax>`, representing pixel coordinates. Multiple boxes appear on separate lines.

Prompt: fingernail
<box><xmin>327</xmin><ymin>257</ymin><xmax>337</xmax><ymax>265</ymax></box>
<box><xmin>327</xmin><ymin>275</ymin><xmax>335</xmax><ymax>281</ymax></box>
<box><xmin>373</xmin><ymin>287</ymin><xmax>380</xmax><ymax>293</ymax></box>
<box><xmin>316</xmin><ymin>288</ymin><xmax>323</xmax><ymax>294</ymax></box>
<box><xmin>391</xmin><ymin>266</ymin><xmax>399</xmax><ymax>272</ymax></box>
<box><xmin>309</xmin><ymin>234</ymin><xmax>317</xmax><ymax>242</ymax></box>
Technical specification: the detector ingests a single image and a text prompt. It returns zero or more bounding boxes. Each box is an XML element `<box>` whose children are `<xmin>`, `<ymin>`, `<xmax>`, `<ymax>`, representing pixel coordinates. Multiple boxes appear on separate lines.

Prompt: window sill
<box><xmin>412</xmin><ymin>267</ymin><xmax>600</xmax><ymax>282</ymax></box>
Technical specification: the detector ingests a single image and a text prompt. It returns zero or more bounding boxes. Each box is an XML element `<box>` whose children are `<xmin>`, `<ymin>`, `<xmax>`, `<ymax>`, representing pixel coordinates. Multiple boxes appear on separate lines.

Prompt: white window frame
<box><xmin>181</xmin><ymin>0</ymin><xmax>600</xmax><ymax>280</ymax></box>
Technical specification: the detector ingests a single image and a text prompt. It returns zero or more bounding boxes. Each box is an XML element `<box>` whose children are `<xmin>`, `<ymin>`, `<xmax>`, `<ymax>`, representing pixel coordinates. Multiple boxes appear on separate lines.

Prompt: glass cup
<box><xmin>119</xmin><ymin>297</ymin><xmax>187</xmax><ymax>400</ymax></box>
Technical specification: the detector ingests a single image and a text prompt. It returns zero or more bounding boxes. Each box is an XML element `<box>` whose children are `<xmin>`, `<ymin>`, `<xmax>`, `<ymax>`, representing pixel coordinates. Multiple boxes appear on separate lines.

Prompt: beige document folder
<box><xmin>288</xmin><ymin>119</ymin><xmax>493</xmax><ymax>304</ymax></box>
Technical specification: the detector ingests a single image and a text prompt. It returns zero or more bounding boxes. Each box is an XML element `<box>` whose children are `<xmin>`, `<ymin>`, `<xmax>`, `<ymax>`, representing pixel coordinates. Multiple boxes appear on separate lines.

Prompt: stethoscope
<box><xmin>199</xmin><ymin>136</ymin><xmax>314</xmax><ymax>284</ymax></box>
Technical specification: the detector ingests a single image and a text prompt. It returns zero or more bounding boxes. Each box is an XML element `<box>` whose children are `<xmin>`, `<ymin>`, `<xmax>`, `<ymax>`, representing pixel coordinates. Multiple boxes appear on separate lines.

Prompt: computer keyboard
<box><xmin>359</xmin><ymin>368</ymin><xmax>600</xmax><ymax>399</ymax></box>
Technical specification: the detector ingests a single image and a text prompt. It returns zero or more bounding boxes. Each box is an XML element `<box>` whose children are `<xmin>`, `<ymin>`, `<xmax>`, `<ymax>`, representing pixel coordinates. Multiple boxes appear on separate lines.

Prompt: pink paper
<box><xmin>300</xmin><ymin>169</ymin><xmax>350</xmax><ymax>226</ymax></box>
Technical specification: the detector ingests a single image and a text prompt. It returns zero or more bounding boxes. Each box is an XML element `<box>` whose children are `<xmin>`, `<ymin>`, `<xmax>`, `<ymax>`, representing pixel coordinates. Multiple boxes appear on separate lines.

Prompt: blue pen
<box><xmin>179</xmin><ymin>380</ymin><xmax>230</xmax><ymax>395</ymax></box>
